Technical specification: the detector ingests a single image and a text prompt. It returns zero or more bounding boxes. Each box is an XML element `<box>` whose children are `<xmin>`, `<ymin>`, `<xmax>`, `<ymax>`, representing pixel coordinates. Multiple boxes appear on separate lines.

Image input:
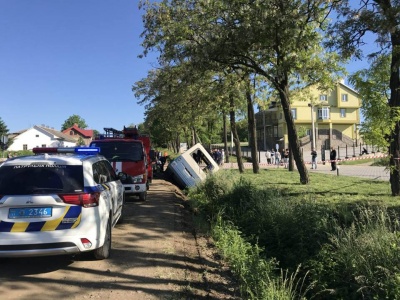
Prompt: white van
<box><xmin>167</xmin><ymin>143</ymin><xmax>220</xmax><ymax>188</ymax></box>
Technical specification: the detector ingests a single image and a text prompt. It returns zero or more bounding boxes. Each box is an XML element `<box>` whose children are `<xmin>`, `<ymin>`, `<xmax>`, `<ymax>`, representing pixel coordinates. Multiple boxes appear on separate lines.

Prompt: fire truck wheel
<box><xmin>139</xmin><ymin>191</ymin><xmax>147</xmax><ymax>201</ymax></box>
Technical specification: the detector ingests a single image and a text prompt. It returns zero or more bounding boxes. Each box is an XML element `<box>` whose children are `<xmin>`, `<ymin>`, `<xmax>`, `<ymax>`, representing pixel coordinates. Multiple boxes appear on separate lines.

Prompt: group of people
<box><xmin>265</xmin><ymin>147</ymin><xmax>338</xmax><ymax>171</ymax></box>
<box><xmin>154</xmin><ymin>150</ymin><xmax>168</xmax><ymax>172</ymax></box>
<box><xmin>265</xmin><ymin>148</ymin><xmax>290</xmax><ymax>168</ymax></box>
<box><xmin>312</xmin><ymin>147</ymin><xmax>337</xmax><ymax>171</ymax></box>
<box><xmin>211</xmin><ymin>148</ymin><xmax>224</xmax><ymax>166</ymax></box>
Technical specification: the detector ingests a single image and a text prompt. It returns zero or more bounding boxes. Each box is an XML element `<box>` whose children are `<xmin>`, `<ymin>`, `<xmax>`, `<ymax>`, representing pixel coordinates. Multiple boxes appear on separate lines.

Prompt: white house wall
<box><xmin>8</xmin><ymin>127</ymin><xmax>76</xmax><ymax>151</ymax></box>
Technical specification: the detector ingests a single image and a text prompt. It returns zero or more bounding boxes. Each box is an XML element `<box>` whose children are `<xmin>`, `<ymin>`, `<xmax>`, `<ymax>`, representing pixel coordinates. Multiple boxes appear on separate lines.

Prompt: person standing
<box><xmin>265</xmin><ymin>150</ymin><xmax>271</xmax><ymax>164</ymax></box>
<box><xmin>271</xmin><ymin>149</ymin><xmax>275</xmax><ymax>165</ymax></box>
<box><xmin>275</xmin><ymin>150</ymin><xmax>281</xmax><ymax>167</ymax></box>
<box><xmin>283</xmin><ymin>149</ymin><xmax>289</xmax><ymax>168</ymax></box>
<box><xmin>311</xmin><ymin>148</ymin><xmax>318</xmax><ymax>169</ymax></box>
<box><xmin>159</xmin><ymin>155</ymin><xmax>166</xmax><ymax>172</ymax></box>
<box><xmin>216</xmin><ymin>149</ymin><xmax>222</xmax><ymax>165</ymax></box>
<box><xmin>330</xmin><ymin>147</ymin><xmax>337</xmax><ymax>171</ymax></box>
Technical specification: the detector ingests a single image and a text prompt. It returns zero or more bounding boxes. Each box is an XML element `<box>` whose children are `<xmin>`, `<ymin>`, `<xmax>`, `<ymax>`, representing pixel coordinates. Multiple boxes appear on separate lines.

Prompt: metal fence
<box><xmin>228</xmin><ymin>143</ymin><xmax>386</xmax><ymax>164</ymax></box>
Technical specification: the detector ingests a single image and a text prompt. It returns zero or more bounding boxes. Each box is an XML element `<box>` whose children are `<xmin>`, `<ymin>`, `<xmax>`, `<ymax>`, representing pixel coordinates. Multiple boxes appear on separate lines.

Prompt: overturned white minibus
<box><xmin>167</xmin><ymin>143</ymin><xmax>220</xmax><ymax>188</ymax></box>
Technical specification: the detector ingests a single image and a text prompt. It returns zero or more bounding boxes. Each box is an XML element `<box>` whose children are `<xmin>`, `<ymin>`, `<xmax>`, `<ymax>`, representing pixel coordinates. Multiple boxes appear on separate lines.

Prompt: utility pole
<box><xmin>308</xmin><ymin>103</ymin><xmax>316</xmax><ymax>150</ymax></box>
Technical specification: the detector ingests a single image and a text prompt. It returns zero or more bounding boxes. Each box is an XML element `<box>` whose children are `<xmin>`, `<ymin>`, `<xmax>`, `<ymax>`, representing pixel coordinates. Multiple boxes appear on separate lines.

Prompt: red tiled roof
<box><xmin>62</xmin><ymin>124</ymin><xmax>94</xmax><ymax>138</ymax></box>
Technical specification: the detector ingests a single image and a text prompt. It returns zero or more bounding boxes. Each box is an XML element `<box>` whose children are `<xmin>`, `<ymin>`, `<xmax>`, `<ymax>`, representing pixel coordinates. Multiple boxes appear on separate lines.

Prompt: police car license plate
<box><xmin>8</xmin><ymin>207</ymin><xmax>52</xmax><ymax>219</ymax></box>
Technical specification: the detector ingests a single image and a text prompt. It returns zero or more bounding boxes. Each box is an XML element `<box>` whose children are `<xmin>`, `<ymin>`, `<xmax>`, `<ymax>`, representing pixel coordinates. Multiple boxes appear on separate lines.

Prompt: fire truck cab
<box><xmin>90</xmin><ymin>127</ymin><xmax>153</xmax><ymax>201</ymax></box>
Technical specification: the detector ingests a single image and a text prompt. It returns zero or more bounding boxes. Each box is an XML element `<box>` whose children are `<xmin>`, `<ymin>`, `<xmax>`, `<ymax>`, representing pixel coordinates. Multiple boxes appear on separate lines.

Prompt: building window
<box><xmin>291</xmin><ymin>108</ymin><xmax>297</xmax><ymax>120</ymax></box>
<box><xmin>318</xmin><ymin>107</ymin><xmax>330</xmax><ymax>120</ymax></box>
<box><xmin>273</xmin><ymin>126</ymin><xmax>278</xmax><ymax>137</ymax></box>
<box><xmin>279</xmin><ymin>112</ymin><xmax>283</xmax><ymax>119</ymax></box>
<box><xmin>41</xmin><ymin>144</ymin><xmax>46</xmax><ymax>147</ymax></box>
<box><xmin>340</xmin><ymin>108</ymin><xmax>346</xmax><ymax>118</ymax></box>
<box><xmin>23</xmin><ymin>144</ymin><xmax>28</xmax><ymax>150</ymax></box>
<box><xmin>306</xmin><ymin>129</ymin><xmax>311</xmax><ymax>136</ymax></box>
<box><xmin>320</xmin><ymin>94</ymin><xmax>328</xmax><ymax>101</ymax></box>
<box><xmin>341</xmin><ymin>94</ymin><xmax>348</xmax><ymax>102</ymax></box>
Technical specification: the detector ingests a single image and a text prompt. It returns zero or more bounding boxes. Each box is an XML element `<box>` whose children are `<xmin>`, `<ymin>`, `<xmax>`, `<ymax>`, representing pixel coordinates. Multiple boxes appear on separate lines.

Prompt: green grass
<box><xmin>188</xmin><ymin>169</ymin><xmax>400</xmax><ymax>299</ymax></box>
<box><xmin>232</xmin><ymin>168</ymin><xmax>394</xmax><ymax>206</ymax></box>
<box><xmin>338</xmin><ymin>157</ymin><xmax>389</xmax><ymax>166</ymax></box>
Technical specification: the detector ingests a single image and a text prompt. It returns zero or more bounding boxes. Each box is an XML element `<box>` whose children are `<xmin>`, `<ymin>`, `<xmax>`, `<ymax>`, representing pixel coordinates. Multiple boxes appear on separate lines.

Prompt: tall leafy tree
<box><xmin>133</xmin><ymin>59</ymin><xmax>247</xmax><ymax>158</ymax></box>
<box><xmin>349</xmin><ymin>54</ymin><xmax>397</xmax><ymax>148</ymax></box>
<box><xmin>61</xmin><ymin>115</ymin><xmax>88</xmax><ymax>131</ymax></box>
<box><xmin>329</xmin><ymin>0</ymin><xmax>400</xmax><ymax>195</ymax></box>
<box><xmin>0</xmin><ymin>117</ymin><xmax>10</xmax><ymax>150</ymax></box>
<box><xmin>139</xmin><ymin>0</ymin><xmax>345</xmax><ymax>184</ymax></box>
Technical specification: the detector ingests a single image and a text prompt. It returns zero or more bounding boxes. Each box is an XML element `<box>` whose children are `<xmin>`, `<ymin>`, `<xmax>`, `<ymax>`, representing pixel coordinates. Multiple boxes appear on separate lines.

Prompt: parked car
<box><xmin>0</xmin><ymin>147</ymin><xmax>125</xmax><ymax>259</ymax></box>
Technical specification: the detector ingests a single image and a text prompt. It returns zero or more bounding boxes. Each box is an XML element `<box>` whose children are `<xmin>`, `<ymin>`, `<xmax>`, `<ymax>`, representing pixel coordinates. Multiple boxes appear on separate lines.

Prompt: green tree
<box><xmin>0</xmin><ymin>117</ymin><xmax>10</xmax><ymax>151</ymax></box>
<box><xmin>61</xmin><ymin>115</ymin><xmax>88</xmax><ymax>131</ymax></box>
<box><xmin>139</xmin><ymin>0</ymin><xmax>345</xmax><ymax>184</ymax></box>
<box><xmin>133</xmin><ymin>61</ymin><xmax>246</xmax><ymax>157</ymax></box>
<box><xmin>349</xmin><ymin>54</ymin><xmax>397</xmax><ymax>149</ymax></box>
<box><xmin>93</xmin><ymin>129</ymin><xmax>100</xmax><ymax>138</ymax></box>
<box><xmin>329</xmin><ymin>0</ymin><xmax>400</xmax><ymax>195</ymax></box>
<box><xmin>77</xmin><ymin>136</ymin><xmax>86</xmax><ymax>146</ymax></box>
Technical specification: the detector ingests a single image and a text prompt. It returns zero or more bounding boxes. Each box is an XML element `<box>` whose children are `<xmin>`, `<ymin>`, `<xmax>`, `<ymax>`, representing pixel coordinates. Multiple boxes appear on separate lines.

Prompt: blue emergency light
<box><xmin>74</xmin><ymin>147</ymin><xmax>100</xmax><ymax>154</ymax></box>
<box><xmin>33</xmin><ymin>147</ymin><xmax>100</xmax><ymax>155</ymax></box>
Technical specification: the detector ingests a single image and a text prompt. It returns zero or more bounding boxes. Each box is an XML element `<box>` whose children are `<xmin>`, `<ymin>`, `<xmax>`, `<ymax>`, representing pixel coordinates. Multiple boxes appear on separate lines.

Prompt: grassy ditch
<box><xmin>188</xmin><ymin>169</ymin><xmax>400</xmax><ymax>299</ymax></box>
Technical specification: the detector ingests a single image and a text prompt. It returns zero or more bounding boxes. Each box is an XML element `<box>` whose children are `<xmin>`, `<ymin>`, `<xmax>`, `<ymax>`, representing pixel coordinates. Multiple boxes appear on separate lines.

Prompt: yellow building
<box><xmin>255</xmin><ymin>81</ymin><xmax>362</xmax><ymax>151</ymax></box>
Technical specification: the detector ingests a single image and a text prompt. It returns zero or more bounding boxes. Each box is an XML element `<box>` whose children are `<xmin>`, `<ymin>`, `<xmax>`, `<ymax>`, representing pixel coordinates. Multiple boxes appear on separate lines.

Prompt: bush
<box><xmin>194</xmin><ymin>175</ymin><xmax>332</xmax><ymax>270</ymax></box>
<box><xmin>188</xmin><ymin>172</ymin><xmax>400</xmax><ymax>299</ymax></box>
<box><xmin>212</xmin><ymin>216</ymin><xmax>311</xmax><ymax>300</ymax></box>
<box><xmin>309</xmin><ymin>205</ymin><xmax>400</xmax><ymax>299</ymax></box>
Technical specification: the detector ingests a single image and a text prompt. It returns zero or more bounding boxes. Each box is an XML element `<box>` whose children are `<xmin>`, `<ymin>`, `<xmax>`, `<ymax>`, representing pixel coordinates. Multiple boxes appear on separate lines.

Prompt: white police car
<box><xmin>0</xmin><ymin>147</ymin><xmax>125</xmax><ymax>259</ymax></box>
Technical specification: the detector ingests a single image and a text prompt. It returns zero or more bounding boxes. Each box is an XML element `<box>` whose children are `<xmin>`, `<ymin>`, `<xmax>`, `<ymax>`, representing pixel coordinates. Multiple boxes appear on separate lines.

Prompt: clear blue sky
<box><xmin>0</xmin><ymin>1</ymin><xmax>372</xmax><ymax>134</ymax></box>
<box><xmin>0</xmin><ymin>0</ymin><xmax>156</xmax><ymax>133</ymax></box>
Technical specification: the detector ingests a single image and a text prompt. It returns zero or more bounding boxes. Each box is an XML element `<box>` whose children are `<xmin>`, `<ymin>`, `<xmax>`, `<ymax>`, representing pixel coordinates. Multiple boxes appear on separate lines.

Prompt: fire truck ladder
<box><xmin>103</xmin><ymin>127</ymin><xmax>123</xmax><ymax>138</ymax></box>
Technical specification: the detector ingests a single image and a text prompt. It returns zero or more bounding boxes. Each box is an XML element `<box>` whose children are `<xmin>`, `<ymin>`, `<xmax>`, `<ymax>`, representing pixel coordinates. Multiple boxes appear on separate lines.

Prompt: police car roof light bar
<box><xmin>33</xmin><ymin>147</ymin><xmax>100</xmax><ymax>155</ymax></box>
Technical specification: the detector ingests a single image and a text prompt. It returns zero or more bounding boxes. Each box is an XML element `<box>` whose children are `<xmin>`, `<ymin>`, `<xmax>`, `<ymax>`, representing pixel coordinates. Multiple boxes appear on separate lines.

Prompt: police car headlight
<box><xmin>132</xmin><ymin>175</ymin><xmax>144</xmax><ymax>183</ymax></box>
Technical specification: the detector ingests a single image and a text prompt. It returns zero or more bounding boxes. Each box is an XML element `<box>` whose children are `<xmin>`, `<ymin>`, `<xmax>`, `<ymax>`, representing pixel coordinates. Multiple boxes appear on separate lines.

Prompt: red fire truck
<box><xmin>90</xmin><ymin>126</ymin><xmax>153</xmax><ymax>201</ymax></box>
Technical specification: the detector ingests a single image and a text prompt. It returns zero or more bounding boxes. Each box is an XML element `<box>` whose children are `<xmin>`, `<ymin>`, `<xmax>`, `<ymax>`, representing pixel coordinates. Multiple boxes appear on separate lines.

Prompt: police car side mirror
<box><xmin>118</xmin><ymin>172</ymin><xmax>127</xmax><ymax>181</ymax></box>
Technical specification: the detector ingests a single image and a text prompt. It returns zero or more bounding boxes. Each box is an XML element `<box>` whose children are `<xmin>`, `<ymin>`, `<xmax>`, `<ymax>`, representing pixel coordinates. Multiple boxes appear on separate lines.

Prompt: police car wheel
<box><xmin>93</xmin><ymin>216</ymin><xmax>112</xmax><ymax>260</ymax></box>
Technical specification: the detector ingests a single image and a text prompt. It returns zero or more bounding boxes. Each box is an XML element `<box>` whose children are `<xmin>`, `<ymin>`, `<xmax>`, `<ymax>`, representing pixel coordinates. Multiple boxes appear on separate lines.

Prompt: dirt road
<box><xmin>0</xmin><ymin>179</ymin><xmax>238</xmax><ymax>300</ymax></box>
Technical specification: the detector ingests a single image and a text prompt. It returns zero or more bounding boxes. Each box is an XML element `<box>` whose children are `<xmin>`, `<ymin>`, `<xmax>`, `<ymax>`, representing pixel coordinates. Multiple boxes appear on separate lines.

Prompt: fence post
<box><xmin>345</xmin><ymin>145</ymin><xmax>348</xmax><ymax>159</ymax></box>
<box><xmin>352</xmin><ymin>143</ymin><xmax>356</xmax><ymax>157</ymax></box>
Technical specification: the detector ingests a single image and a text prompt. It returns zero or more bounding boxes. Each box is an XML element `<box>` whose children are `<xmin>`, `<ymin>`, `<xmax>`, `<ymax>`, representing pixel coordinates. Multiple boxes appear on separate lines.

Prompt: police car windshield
<box><xmin>0</xmin><ymin>165</ymin><xmax>84</xmax><ymax>195</ymax></box>
<box><xmin>91</xmin><ymin>141</ymin><xmax>143</xmax><ymax>162</ymax></box>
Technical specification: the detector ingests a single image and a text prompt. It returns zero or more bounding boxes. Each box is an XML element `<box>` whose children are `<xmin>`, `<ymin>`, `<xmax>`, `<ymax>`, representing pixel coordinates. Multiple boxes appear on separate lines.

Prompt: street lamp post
<box><xmin>308</xmin><ymin>103</ymin><xmax>316</xmax><ymax>150</ymax></box>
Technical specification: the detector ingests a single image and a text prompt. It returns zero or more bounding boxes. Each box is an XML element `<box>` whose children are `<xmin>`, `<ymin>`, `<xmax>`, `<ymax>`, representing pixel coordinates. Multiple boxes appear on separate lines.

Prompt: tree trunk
<box><xmin>175</xmin><ymin>133</ymin><xmax>180</xmax><ymax>153</ymax></box>
<box><xmin>182</xmin><ymin>127</ymin><xmax>190</xmax><ymax>148</ymax></box>
<box><xmin>389</xmin><ymin>31</ymin><xmax>400</xmax><ymax>195</ymax></box>
<box><xmin>192</xmin><ymin>126</ymin><xmax>197</xmax><ymax>146</ymax></box>
<box><xmin>288</xmin><ymin>143</ymin><xmax>294</xmax><ymax>171</ymax></box>
<box><xmin>230</xmin><ymin>96</ymin><xmax>244</xmax><ymax>173</ymax></box>
<box><xmin>223</xmin><ymin>112</ymin><xmax>229</xmax><ymax>163</ymax></box>
<box><xmin>246</xmin><ymin>87</ymin><xmax>259</xmax><ymax>173</ymax></box>
<box><xmin>277</xmin><ymin>81</ymin><xmax>309</xmax><ymax>184</ymax></box>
